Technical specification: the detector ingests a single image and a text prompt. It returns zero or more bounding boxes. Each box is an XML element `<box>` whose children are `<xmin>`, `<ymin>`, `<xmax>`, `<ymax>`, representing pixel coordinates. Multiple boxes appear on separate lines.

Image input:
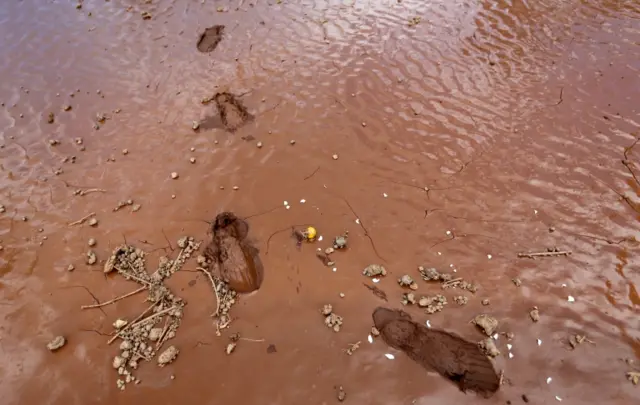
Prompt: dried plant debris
<box><xmin>568</xmin><ymin>334</ymin><xmax>594</xmax><ymax>349</ymax></box>
<box><xmin>321</xmin><ymin>304</ymin><xmax>343</xmax><ymax>332</ymax></box>
<box><xmin>478</xmin><ymin>338</ymin><xmax>500</xmax><ymax>358</ymax></box>
<box><xmin>398</xmin><ymin>275</ymin><xmax>418</xmax><ymax>290</ymax></box>
<box><xmin>363</xmin><ymin>283</ymin><xmax>387</xmax><ymax>301</ymax></box>
<box><xmin>336</xmin><ymin>385</ymin><xmax>347</xmax><ymax>402</ymax></box>
<box><xmin>213</xmin><ymin>92</ymin><xmax>253</xmax><ymax>132</ymax></box>
<box><xmin>363</xmin><ymin>264</ymin><xmax>386</xmax><ymax>277</ymax></box>
<box><xmin>453</xmin><ymin>295</ymin><xmax>469</xmax><ymax>306</ymax></box>
<box><xmin>373</xmin><ymin>307</ymin><xmax>500</xmax><ymax>397</ymax></box>
<box><xmin>473</xmin><ymin>314</ymin><xmax>499</xmax><ymax>336</ymax></box>
<box><xmin>418</xmin><ymin>294</ymin><xmax>447</xmax><ymax>314</ymax></box>
<box><xmin>86</xmin><ymin>237</ymin><xmax>200</xmax><ymax>390</ymax></box>
<box><xmin>418</xmin><ymin>266</ymin><xmax>477</xmax><ymax>292</ymax></box>
<box><xmin>47</xmin><ymin>336</ymin><xmax>66</xmax><ymax>352</ymax></box>
<box><xmin>627</xmin><ymin>371</ymin><xmax>640</xmax><ymax>385</ymax></box>
<box><xmin>344</xmin><ymin>341</ymin><xmax>360</xmax><ymax>356</ymax></box>
<box><xmin>197</xmin><ymin>25</ymin><xmax>225</xmax><ymax>53</ymax></box>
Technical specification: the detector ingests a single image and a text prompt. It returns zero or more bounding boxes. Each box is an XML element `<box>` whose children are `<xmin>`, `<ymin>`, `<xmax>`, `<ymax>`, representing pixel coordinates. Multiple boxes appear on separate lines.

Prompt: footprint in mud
<box><xmin>213</xmin><ymin>92</ymin><xmax>253</xmax><ymax>132</ymax></box>
<box><xmin>372</xmin><ymin>307</ymin><xmax>500</xmax><ymax>398</ymax></box>
<box><xmin>203</xmin><ymin>212</ymin><xmax>264</xmax><ymax>293</ymax></box>
<box><xmin>197</xmin><ymin>25</ymin><xmax>225</xmax><ymax>53</ymax></box>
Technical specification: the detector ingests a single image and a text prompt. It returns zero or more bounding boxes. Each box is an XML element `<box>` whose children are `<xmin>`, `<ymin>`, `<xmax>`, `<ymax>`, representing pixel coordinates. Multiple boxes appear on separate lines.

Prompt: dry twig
<box><xmin>197</xmin><ymin>267</ymin><xmax>221</xmax><ymax>317</ymax></box>
<box><xmin>68</xmin><ymin>212</ymin><xmax>96</xmax><ymax>226</ymax></box>
<box><xmin>517</xmin><ymin>251</ymin><xmax>572</xmax><ymax>258</ymax></box>
<box><xmin>81</xmin><ymin>286</ymin><xmax>146</xmax><ymax>309</ymax></box>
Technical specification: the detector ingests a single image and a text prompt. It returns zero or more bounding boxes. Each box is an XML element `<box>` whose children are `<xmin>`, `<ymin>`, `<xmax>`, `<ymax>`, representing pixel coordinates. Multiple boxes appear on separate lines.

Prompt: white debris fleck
<box><xmin>537</xmin><ymin>339</ymin><xmax>542</xmax><ymax>346</ymax></box>
<box><xmin>355</xmin><ymin>218</ymin><xmax>360</xmax><ymax>224</ymax></box>
<box><xmin>493</xmin><ymin>334</ymin><xmax>499</xmax><ymax>340</ymax></box>
<box><xmin>384</xmin><ymin>353</ymin><xmax>395</xmax><ymax>360</ymax></box>
<box><xmin>372</xmin><ymin>278</ymin><xmax>380</xmax><ymax>283</ymax></box>
<box><xmin>534</xmin><ymin>209</ymin><xmax>538</xmax><ymax>214</ymax></box>
<box><xmin>547</xmin><ymin>377</ymin><xmax>553</xmax><ymax>384</ymax></box>
<box><xmin>437</xmin><ymin>251</ymin><xmax>442</xmax><ymax>255</ymax></box>
<box><xmin>300</xmin><ymin>199</ymin><xmax>306</xmax><ymax>204</ymax></box>
<box><xmin>367</xmin><ymin>335</ymin><xmax>373</xmax><ymax>344</ymax></box>
<box><xmin>555</xmin><ymin>396</ymin><xmax>562</xmax><ymax>401</ymax></box>
<box><xmin>487</xmin><ymin>254</ymin><xmax>492</xmax><ymax>259</ymax></box>
<box><xmin>283</xmin><ymin>200</ymin><xmax>289</xmax><ymax>206</ymax></box>
<box><xmin>561</xmin><ymin>283</ymin><xmax>567</xmax><ymax>287</ymax></box>
<box><xmin>453</xmin><ymin>269</ymin><xmax>457</xmax><ymax>273</ymax></box>
<box><xmin>508</xmin><ymin>352</ymin><xmax>514</xmax><ymax>359</ymax></box>
<box><xmin>383</xmin><ymin>193</ymin><xmax>388</xmax><ymax>198</ymax></box>
<box><xmin>449</xmin><ymin>264</ymin><xmax>454</xmax><ymax>268</ymax></box>
<box><xmin>425</xmin><ymin>320</ymin><xmax>431</xmax><ymax>328</ymax></box>
<box><xmin>285</xmin><ymin>205</ymin><xmax>291</xmax><ymax>210</ymax></box>
<box><xmin>507</xmin><ymin>343</ymin><xmax>512</xmax><ymax>350</ymax></box>
<box><xmin>567</xmin><ymin>295</ymin><xmax>575</xmax><ymax>302</ymax></box>
<box><xmin>318</xmin><ymin>235</ymin><xmax>323</xmax><ymax>241</ymax></box>
<box><xmin>332</xmin><ymin>267</ymin><xmax>337</xmax><ymax>272</ymax></box>
<box><xmin>446</xmin><ymin>230</ymin><xmax>451</xmax><ymax>235</ymax></box>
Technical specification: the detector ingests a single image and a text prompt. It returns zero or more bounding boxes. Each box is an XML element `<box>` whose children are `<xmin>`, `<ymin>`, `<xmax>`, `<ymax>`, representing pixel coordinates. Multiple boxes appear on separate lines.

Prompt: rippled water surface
<box><xmin>1</xmin><ymin>1</ymin><xmax>639</xmax><ymax>404</ymax></box>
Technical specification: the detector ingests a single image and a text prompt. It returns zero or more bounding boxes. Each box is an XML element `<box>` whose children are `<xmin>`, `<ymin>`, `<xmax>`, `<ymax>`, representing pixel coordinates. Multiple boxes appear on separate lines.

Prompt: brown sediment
<box><xmin>1</xmin><ymin>1</ymin><xmax>639</xmax><ymax>404</ymax></box>
<box><xmin>203</xmin><ymin>212</ymin><xmax>264</xmax><ymax>293</ymax></box>
<box><xmin>373</xmin><ymin>307</ymin><xmax>500</xmax><ymax>397</ymax></box>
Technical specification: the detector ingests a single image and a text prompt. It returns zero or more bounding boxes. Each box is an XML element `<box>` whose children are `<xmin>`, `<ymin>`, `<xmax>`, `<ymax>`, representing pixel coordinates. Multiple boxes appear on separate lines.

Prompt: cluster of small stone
<box><xmin>321</xmin><ymin>304</ymin><xmax>343</xmax><ymax>332</ymax></box>
<box><xmin>104</xmin><ymin>237</ymin><xmax>200</xmax><ymax>391</ymax></box>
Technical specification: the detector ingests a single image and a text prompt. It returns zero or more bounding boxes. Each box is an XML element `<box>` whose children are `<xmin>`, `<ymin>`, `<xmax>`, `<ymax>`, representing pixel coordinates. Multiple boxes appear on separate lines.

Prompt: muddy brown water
<box><xmin>0</xmin><ymin>0</ymin><xmax>639</xmax><ymax>404</ymax></box>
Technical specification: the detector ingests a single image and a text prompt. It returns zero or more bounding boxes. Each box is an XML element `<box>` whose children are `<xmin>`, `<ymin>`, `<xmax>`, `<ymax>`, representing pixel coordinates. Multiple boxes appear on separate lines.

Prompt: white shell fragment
<box><xmin>567</xmin><ymin>295</ymin><xmax>575</xmax><ymax>302</ymax></box>
<box><xmin>507</xmin><ymin>343</ymin><xmax>513</xmax><ymax>350</ymax></box>
<box><xmin>283</xmin><ymin>201</ymin><xmax>289</xmax><ymax>206</ymax></box>
<box><xmin>355</xmin><ymin>218</ymin><xmax>360</xmax><ymax>224</ymax></box>
<box><xmin>383</xmin><ymin>193</ymin><xmax>388</xmax><ymax>198</ymax></box>
<box><xmin>508</xmin><ymin>352</ymin><xmax>514</xmax><ymax>359</ymax></box>
<box><xmin>318</xmin><ymin>236</ymin><xmax>323</xmax><ymax>241</ymax></box>
<box><xmin>300</xmin><ymin>199</ymin><xmax>306</xmax><ymax>203</ymax></box>
<box><xmin>372</xmin><ymin>278</ymin><xmax>380</xmax><ymax>283</ymax></box>
<box><xmin>555</xmin><ymin>396</ymin><xmax>562</xmax><ymax>401</ymax></box>
<box><xmin>425</xmin><ymin>320</ymin><xmax>431</xmax><ymax>328</ymax></box>
<box><xmin>493</xmin><ymin>334</ymin><xmax>499</xmax><ymax>340</ymax></box>
<box><xmin>367</xmin><ymin>335</ymin><xmax>373</xmax><ymax>344</ymax></box>
<box><xmin>547</xmin><ymin>377</ymin><xmax>553</xmax><ymax>384</ymax></box>
<box><xmin>487</xmin><ymin>254</ymin><xmax>492</xmax><ymax>259</ymax></box>
<box><xmin>384</xmin><ymin>353</ymin><xmax>395</xmax><ymax>360</ymax></box>
<box><xmin>537</xmin><ymin>339</ymin><xmax>542</xmax><ymax>346</ymax></box>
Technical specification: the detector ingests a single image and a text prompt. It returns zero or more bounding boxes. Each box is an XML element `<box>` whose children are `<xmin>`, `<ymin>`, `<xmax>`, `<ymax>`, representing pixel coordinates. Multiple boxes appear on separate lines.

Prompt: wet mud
<box><xmin>1</xmin><ymin>0</ymin><xmax>640</xmax><ymax>404</ymax></box>
<box><xmin>203</xmin><ymin>212</ymin><xmax>264</xmax><ymax>293</ymax></box>
<box><xmin>373</xmin><ymin>308</ymin><xmax>500</xmax><ymax>398</ymax></box>
<box><xmin>196</xmin><ymin>25</ymin><xmax>224</xmax><ymax>53</ymax></box>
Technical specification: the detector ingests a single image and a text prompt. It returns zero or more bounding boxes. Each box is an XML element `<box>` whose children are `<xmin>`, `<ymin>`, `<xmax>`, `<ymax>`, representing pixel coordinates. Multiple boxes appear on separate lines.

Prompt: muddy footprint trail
<box><xmin>372</xmin><ymin>307</ymin><xmax>500</xmax><ymax>398</ymax></box>
<box><xmin>203</xmin><ymin>212</ymin><xmax>264</xmax><ymax>293</ymax></box>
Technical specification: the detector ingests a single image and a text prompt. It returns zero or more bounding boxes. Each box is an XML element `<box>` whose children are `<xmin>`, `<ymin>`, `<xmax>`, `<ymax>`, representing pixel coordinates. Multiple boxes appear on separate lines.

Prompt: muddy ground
<box><xmin>0</xmin><ymin>1</ymin><xmax>639</xmax><ymax>404</ymax></box>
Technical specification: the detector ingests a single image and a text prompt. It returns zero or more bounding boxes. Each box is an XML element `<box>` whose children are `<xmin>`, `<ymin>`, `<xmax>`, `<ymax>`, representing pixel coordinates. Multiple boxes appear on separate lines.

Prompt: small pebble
<box><xmin>46</xmin><ymin>336</ymin><xmax>66</xmax><ymax>352</ymax></box>
<box><xmin>67</xmin><ymin>264</ymin><xmax>75</xmax><ymax>272</ymax></box>
<box><xmin>190</xmin><ymin>147</ymin><xmax>196</xmax><ymax>152</ymax></box>
<box><xmin>122</xmin><ymin>149</ymin><xmax>128</xmax><ymax>155</ymax></box>
<box><xmin>290</xmin><ymin>140</ymin><xmax>296</xmax><ymax>145</ymax></box>
<box><xmin>171</xmin><ymin>172</ymin><xmax>179</xmax><ymax>179</ymax></box>
<box><xmin>361</xmin><ymin>122</ymin><xmax>366</xmax><ymax>127</ymax></box>
<box><xmin>233</xmin><ymin>186</ymin><xmax>239</xmax><ymax>190</ymax></box>
<box><xmin>88</xmin><ymin>218</ymin><xmax>98</xmax><ymax>227</ymax></box>
<box><xmin>332</xmin><ymin>154</ymin><xmax>338</xmax><ymax>160</ymax></box>
<box><xmin>88</xmin><ymin>238</ymin><xmax>97</xmax><ymax>247</ymax></box>
<box><xmin>189</xmin><ymin>157</ymin><xmax>196</xmax><ymax>164</ymax></box>
<box><xmin>257</xmin><ymin>142</ymin><xmax>263</xmax><ymax>148</ymax></box>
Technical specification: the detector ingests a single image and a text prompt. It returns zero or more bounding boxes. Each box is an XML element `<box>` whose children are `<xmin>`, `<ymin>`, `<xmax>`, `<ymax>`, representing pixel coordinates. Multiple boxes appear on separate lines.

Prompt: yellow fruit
<box><xmin>306</xmin><ymin>226</ymin><xmax>317</xmax><ymax>240</ymax></box>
